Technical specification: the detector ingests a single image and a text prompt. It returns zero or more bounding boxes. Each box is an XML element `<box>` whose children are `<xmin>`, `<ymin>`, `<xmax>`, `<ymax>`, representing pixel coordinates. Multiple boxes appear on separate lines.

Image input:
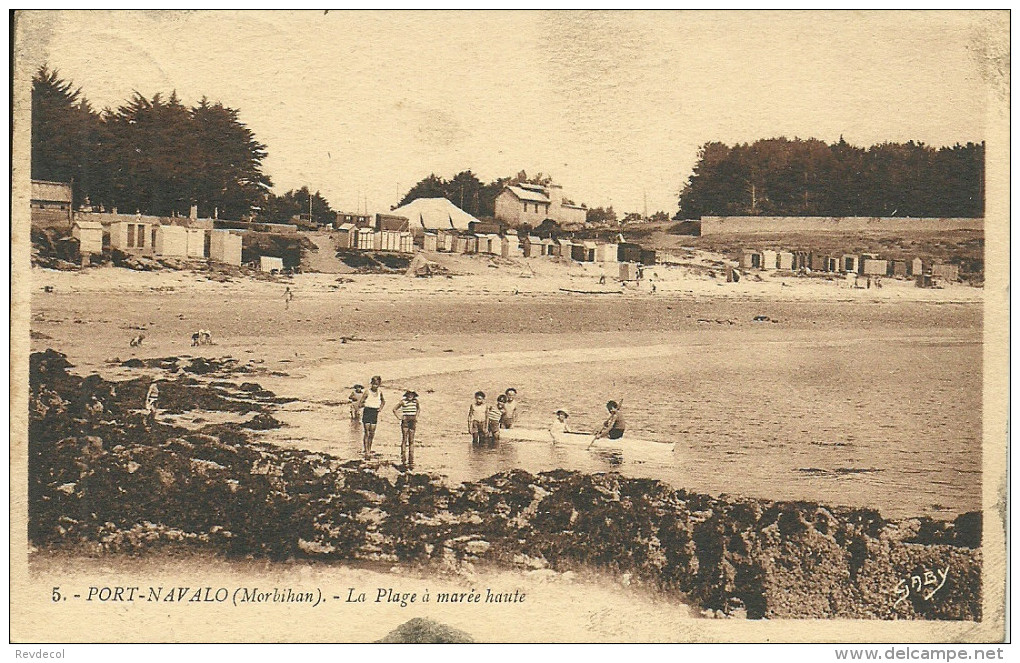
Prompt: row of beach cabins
<box><xmin>738</xmin><ymin>248</ymin><xmax>961</xmax><ymax>281</ymax></box>
<box><xmin>334</xmin><ymin>224</ymin><xmax>658</xmax><ymax>266</ymax></box>
<box><xmin>71</xmin><ymin>215</ymin><xmax>243</xmax><ymax>266</ymax></box>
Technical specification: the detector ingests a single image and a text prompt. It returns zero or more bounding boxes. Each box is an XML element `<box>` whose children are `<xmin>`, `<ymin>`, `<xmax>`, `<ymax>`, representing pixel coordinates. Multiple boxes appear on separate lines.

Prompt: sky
<box><xmin>16</xmin><ymin>10</ymin><xmax>998</xmax><ymax>216</ymax></box>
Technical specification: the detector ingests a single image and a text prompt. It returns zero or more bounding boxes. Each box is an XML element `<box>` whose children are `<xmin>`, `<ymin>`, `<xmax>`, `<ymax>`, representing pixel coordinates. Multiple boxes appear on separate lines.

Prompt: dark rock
<box><xmin>376</xmin><ymin>617</ymin><xmax>474</xmax><ymax>643</ymax></box>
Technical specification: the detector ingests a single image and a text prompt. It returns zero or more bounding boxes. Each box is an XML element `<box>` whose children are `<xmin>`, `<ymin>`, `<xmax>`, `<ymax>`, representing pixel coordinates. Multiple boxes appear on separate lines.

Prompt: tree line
<box><xmin>678</xmin><ymin>137</ymin><xmax>984</xmax><ymax>219</ymax></box>
<box><xmin>31</xmin><ymin>67</ymin><xmax>337</xmax><ymax>225</ymax></box>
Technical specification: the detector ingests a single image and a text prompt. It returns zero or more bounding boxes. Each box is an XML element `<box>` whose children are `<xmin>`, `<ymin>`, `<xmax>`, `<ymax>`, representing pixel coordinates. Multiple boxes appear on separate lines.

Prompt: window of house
<box><xmin>151</xmin><ymin>227</ymin><xmax>157</xmax><ymax>248</ymax></box>
<box><xmin>127</xmin><ymin>224</ymin><xmax>135</xmax><ymax>248</ymax></box>
<box><xmin>138</xmin><ymin>226</ymin><xmax>145</xmax><ymax>248</ymax></box>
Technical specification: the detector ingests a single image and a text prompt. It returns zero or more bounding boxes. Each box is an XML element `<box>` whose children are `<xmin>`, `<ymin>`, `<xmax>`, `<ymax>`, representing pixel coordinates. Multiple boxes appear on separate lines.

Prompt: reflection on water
<box><xmin>263</xmin><ymin>336</ymin><xmax>981</xmax><ymax>520</ymax></box>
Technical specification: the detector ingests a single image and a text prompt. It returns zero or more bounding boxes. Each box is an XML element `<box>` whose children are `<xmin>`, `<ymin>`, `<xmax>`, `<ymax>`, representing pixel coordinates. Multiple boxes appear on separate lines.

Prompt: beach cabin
<box><xmin>463</xmin><ymin>235</ymin><xmax>477</xmax><ymax>254</ymax></box>
<box><xmin>399</xmin><ymin>232</ymin><xmax>414</xmax><ymax>253</ymax></box>
<box><xmin>186</xmin><ymin>228</ymin><xmax>206</xmax><ymax>258</ymax></box>
<box><xmin>522</xmin><ymin>235</ymin><xmax>541</xmax><ymax>257</ymax></box>
<box><xmin>110</xmin><ymin>219</ymin><xmax>157</xmax><ymax>255</ymax></box>
<box><xmin>596</xmin><ymin>243</ymin><xmax>618</xmax><ymax>263</ymax></box>
<box><xmin>809</xmin><ymin>253</ymin><xmax>830</xmax><ymax>272</ymax></box>
<box><xmin>422</xmin><ymin>233</ymin><xmax>438</xmax><ymax>253</ymax></box>
<box><xmin>569</xmin><ymin>242</ymin><xmax>586</xmax><ymax>262</ymax></box>
<box><xmin>501</xmin><ymin>235</ymin><xmax>521</xmax><ymax>258</ymax></box>
<box><xmin>356</xmin><ymin>227</ymin><xmax>375</xmax><ymax>250</ymax></box>
<box><xmin>890</xmin><ymin>260</ymin><xmax>908</xmax><ymax>277</ymax></box>
<box><xmin>931</xmin><ymin>263</ymin><xmax>960</xmax><ymax>281</ymax></box>
<box><xmin>581</xmin><ymin>241</ymin><xmax>598</xmax><ymax>262</ymax></box>
<box><xmin>379</xmin><ymin>230</ymin><xmax>401</xmax><ymax>252</ymax></box>
<box><xmin>335</xmin><ymin>223</ymin><xmax>356</xmax><ymax>249</ymax></box>
<box><xmin>372</xmin><ymin>231</ymin><xmax>383</xmax><ymax>251</ymax></box>
<box><xmin>209</xmin><ymin>229</ymin><xmax>242</xmax><ymax>266</ymax></box>
<box><xmin>618</xmin><ymin>243</ymin><xmax>642</xmax><ymax>263</ymax></box>
<box><xmin>552</xmin><ymin>238</ymin><xmax>570</xmax><ymax>258</ymax></box>
<box><xmin>760</xmin><ymin>250</ymin><xmax>777</xmax><ymax>270</ymax></box>
<box><xmin>841</xmin><ymin>254</ymin><xmax>859</xmax><ymax>273</ymax></box>
<box><xmin>259</xmin><ymin>256</ymin><xmax>284</xmax><ymax>272</ymax></box>
<box><xmin>538</xmin><ymin>238</ymin><xmax>555</xmax><ymax>257</ymax></box>
<box><xmin>910</xmin><ymin>258</ymin><xmax>925</xmax><ymax>276</ymax></box>
<box><xmin>740</xmin><ymin>250</ymin><xmax>761</xmax><ymax>270</ymax></box>
<box><xmin>154</xmin><ymin>225</ymin><xmax>189</xmax><ymax>258</ymax></box>
<box><xmin>861</xmin><ymin>258</ymin><xmax>888</xmax><ymax>276</ymax></box>
<box><xmin>639</xmin><ymin>249</ymin><xmax>657</xmax><ymax>266</ymax></box>
<box><xmin>450</xmin><ymin>235</ymin><xmax>467</xmax><ymax>254</ymax></box>
<box><xmin>71</xmin><ymin>220</ymin><xmax>103</xmax><ymax>256</ymax></box>
<box><xmin>777</xmin><ymin>251</ymin><xmax>794</xmax><ymax>270</ymax></box>
<box><xmin>436</xmin><ymin>229</ymin><xmax>452</xmax><ymax>252</ymax></box>
<box><xmin>619</xmin><ymin>262</ymin><xmax>638</xmax><ymax>281</ymax></box>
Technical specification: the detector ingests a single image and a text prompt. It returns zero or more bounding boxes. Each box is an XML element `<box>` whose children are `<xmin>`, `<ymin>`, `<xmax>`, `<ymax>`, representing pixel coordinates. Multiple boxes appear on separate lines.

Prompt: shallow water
<box><xmin>260</xmin><ymin>333</ymin><xmax>981</xmax><ymax>520</ymax></box>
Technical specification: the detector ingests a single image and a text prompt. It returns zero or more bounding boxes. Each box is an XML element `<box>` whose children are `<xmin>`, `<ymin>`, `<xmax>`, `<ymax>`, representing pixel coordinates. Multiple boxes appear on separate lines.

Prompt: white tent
<box><xmin>390</xmin><ymin>198</ymin><xmax>479</xmax><ymax>231</ymax></box>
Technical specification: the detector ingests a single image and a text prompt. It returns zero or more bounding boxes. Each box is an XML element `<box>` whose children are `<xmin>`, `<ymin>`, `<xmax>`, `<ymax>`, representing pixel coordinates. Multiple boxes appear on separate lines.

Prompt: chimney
<box><xmin>190</xmin><ymin>204</ymin><xmax>198</xmax><ymax>219</ymax></box>
<box><xmin>547</xmin><ymin>183</ymin><xmax>563</xmax><ymax>215</ymax></box>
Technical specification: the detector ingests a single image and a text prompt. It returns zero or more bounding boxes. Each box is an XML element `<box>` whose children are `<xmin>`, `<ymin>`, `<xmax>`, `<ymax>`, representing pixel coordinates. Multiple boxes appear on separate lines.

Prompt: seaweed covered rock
<box><xmin>27</xmin><ymin>350</ymin><xmax>982</xmax><ymax>620</ymax></box>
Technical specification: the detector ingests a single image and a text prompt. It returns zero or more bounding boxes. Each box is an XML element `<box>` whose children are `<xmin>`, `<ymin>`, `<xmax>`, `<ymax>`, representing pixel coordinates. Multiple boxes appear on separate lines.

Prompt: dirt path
<box><xmin>303</xmin><ymin>232</ymin><xmax>349</xmax><ymax>273</ymax></box>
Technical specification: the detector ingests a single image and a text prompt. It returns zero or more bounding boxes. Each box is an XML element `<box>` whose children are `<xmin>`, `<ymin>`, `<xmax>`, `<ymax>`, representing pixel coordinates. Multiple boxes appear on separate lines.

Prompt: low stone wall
<box><xmin>700</xmin><ymin>216</ymin><xmax>983</xmax><ymax>236</ymax></box>
<box><xmin>28</xmin><ymin>350</ymin><xmax>981</xmax><ymax>620</ymax></box>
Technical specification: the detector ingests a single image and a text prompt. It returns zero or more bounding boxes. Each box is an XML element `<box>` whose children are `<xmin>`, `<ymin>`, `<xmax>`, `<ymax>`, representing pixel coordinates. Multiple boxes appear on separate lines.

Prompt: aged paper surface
<box><xmin>10</xmin><ymin>10</ymin><xmax>1008</xmax><ymax>644</ymax></box>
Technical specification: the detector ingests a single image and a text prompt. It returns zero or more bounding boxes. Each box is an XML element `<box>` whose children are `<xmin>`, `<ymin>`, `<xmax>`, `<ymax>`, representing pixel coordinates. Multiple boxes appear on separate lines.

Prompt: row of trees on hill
<box><xmin>32</xmin><ymin>66</ymin><xmax>337</xmax><ymax>225</ymax></box>
<box><xmin>678</xmin><ymin>137</ymin><xmax>984</xmax><ymax>219</ymax></box>
<box><xmin>397</xmin><ymin>170</ymin><xmax>579</xmax><ymax>218</ymax></box>
<box><xmin>32</xmin><ymin>67</ymin><xmax>275</xmax><ymax>220</ymax></box>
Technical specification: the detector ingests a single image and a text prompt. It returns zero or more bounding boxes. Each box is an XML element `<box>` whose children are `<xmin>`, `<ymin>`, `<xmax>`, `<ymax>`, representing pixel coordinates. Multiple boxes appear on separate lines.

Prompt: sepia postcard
<box><xmin>9</xmin><ymin>10</ymin><xmax>1009</xmax><ymax>647</ymax></box>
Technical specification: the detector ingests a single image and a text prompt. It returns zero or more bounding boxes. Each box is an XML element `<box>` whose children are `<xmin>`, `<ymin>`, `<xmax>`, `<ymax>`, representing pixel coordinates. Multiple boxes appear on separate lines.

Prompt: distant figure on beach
<box><xmin>650</xmin><ymin>279</ymin><xmax>657</xmax><ymax>293</ymax></box>
<box><xmin>468</xmin><ymin>391</ymin><xmax>489</xmax><ymax>446</ymax></box>
<box><xmin>598</xmin><ymin>268</ymin><xmax>606</xmax><ymax>285</ymax></box>
<box><xmin>553</xmin><ymin>409</ymin><xmax>571</xmax><ymax>434</ymax></box>
<box><xmin>359</xmin><ymin>376</ymin><xmax>385</xmax><ymax>457</ymax></box>
<box><xmin>393</xmin><ymin>390</ymin><xmax>420</xmax><ymax>467</ymax></box>
<box><xmin>191</xmin><ymin>329</ymin><xmax>213</xmax><ymax>346</ymax></box>
<box><xmin>145</xmin><ymin>381</ymin><xmax>160</xmax><ymax>426</ymax></box>
<box><xmin>348</xmin><ymin>384</ymin><xmax>365</xmax><ymax>421</ymax></box>
<box><xmin>489</xmin><ymin>395</ymin><xmax>507</xmax><ymax>445</ymax></box>
<box><xmin>284</xmin><ymin>286</ymin><xmax>294</xmax><ymax>309</ymax></box>
<box><xmin>500</xmin><ymin>388</ymin><xmax>518</xmax><ymax>429</ymax></box>
<box><xmin>594</xmin><ymin>399</ymin><xmax>626</xmax><ymax>441</ymax></box>
<box><xmin>129</xmin><ymin>333</ymin><xmax>145</xmax><ymax>348</ymax></box>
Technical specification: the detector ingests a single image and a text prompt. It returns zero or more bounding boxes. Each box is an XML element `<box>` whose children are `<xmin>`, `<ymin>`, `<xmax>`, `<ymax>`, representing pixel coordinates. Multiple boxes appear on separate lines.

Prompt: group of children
<box><xmin>346</xmin><ymin>377</ymin><xmax>421</xmax><ymax>467</ymax></box>
<box><xmin>468</xmin><ymin>388</ymin><xmax>519</xmax><ymax>445</ymax></box>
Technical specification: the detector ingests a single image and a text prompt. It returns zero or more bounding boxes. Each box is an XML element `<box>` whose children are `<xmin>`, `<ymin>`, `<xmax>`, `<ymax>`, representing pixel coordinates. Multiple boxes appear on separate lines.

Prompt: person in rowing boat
<box><xmin>553</xmin><ymin>409</ymin><xmax>571</xmax><ymax>433</ymax></box>
<box><xmin>592</xmin><ymin>399</ymin><xmax>626</xmax><ymax>443</ymax></box>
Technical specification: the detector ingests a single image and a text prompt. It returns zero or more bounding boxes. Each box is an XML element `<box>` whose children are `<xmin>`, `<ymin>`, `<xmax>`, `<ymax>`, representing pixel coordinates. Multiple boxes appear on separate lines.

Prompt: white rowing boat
<box><xmin>497</xmin><ymin>427</ymin><xmax>676</xmax><ymax>454</ymax></box>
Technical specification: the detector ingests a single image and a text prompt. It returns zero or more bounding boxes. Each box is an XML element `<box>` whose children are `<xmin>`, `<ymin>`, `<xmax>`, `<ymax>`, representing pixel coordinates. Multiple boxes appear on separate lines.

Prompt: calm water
<box><xmin>261</xmin><ymin>335</ymin><xmax>981</xmax><ymax>520</ymax></box>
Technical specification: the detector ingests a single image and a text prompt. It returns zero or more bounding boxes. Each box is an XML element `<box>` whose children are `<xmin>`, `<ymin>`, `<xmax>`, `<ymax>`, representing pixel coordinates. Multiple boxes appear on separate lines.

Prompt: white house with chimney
<box><xmin>494</xmin><ymin>182</ymin><xmax>587</xmax><ymax>229</ymax></box>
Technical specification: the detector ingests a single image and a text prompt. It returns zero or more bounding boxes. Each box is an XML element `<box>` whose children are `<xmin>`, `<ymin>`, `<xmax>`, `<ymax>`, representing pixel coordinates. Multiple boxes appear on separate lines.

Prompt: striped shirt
<box><xmin>400</xmin><ymin>400</ymin><xmax>419</xmax><ymax>417</ymax></box>
<box><xmin>487</xmin><ymin>407</ymin><xmax>503</xmax><ymax>423</ymax></box>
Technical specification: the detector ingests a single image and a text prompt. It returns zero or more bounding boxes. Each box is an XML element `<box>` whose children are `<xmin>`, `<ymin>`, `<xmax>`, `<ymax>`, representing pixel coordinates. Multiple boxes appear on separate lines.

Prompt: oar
<box><xmin>586</xmin><ymin>433</ymin><xmax>601</xmax><ymax>450</ymax></box>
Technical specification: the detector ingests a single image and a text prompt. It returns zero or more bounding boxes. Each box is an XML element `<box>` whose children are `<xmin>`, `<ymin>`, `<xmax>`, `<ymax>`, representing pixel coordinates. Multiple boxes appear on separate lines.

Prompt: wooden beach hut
<box><xmin>209</xmin><ymin>229</ymin><xmax>241</xmax><ymax>265</ymax></box>
<box><xmin>777</xmin><ymin>251</ymin><xmax>794</xmax><ymax>270</ymax></box>
<box><xmin>335</xmin><ymin>223</ymin><xmax>356</xmax><ymax>249</ymax></box>
<box><xmin>760</xmin><ymin>250</ymin><xmax>777</xmax><ymax>270</ymax></box>
<box><xmin>71</xmin><ymin>220</ymin><xmax>103</xmax><ymax>256</ymax></box>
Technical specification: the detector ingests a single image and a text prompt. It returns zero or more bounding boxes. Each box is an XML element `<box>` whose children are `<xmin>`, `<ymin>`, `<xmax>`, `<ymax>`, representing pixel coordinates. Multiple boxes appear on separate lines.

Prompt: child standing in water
<box><xmin>348</xmin><ymin>384</ymin><xmax>364</xmax><ymax>421</ymax></box>
<box><xmin>393</xmin><ymin>391</ymin><xmax>420</xmax><ymax>467</ymax></box>
<box><xmin>468</xmin><ymin>391</ymin><xmax>489</xmax><ymax>446</ymax></box>
<box><xmin>553</xmin><ymin>409</ymin><xmax>571</xmax><ymax>433</ymax></box>
<box><xmin>488</xmin><ymin>395</ymin><xmax>507</xmax><ymax>445</ymax></box>
<box><xmin>359</xmin><ymin>376</ymin><xmax>385</xmax><ymax>457</ymax></box>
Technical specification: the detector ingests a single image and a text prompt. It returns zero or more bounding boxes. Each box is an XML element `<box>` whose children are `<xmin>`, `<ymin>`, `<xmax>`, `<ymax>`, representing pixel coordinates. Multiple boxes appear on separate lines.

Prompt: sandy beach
<box><xmin>29</xmin><ymin>257</ymin><xmax>983</xmax><ymax>520</ymax></box>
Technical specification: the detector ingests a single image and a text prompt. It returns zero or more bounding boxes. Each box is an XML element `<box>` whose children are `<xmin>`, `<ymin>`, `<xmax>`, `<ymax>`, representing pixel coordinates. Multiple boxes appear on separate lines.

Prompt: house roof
<box><xmin>505</xmin><ymin>186</ymin><xmax>551</xmax><ymax>204</ymax></box>
<box><xmin>337</xmin><ymin>223</ymin><xmax>356</xmax><ymax>231</ymax></box>
<box><xmin>31</xmin><ymin>180</ymin><xmax>72</xmax><ymax>203</ymax></box>
<box><xmin>73</xmin><ymin>221</ymin><xmax>103</xmax><ymax>230</ymax></box>
<box><xmin>389</xmin><ymin>197</ymin><xmax>479</xmax><ymax>231</ymax></box>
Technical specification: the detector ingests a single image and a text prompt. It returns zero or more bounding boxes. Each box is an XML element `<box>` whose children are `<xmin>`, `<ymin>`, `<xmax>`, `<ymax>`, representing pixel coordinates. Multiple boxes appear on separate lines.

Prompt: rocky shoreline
<box><xmin>28</xmin><ymin>349</ymin><xmax>981</xmax><ymax>620</ymax></box>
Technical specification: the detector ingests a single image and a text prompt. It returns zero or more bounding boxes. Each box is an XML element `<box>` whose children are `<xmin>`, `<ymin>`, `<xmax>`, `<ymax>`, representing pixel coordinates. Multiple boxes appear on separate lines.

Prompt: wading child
<box><xmin>348</xmin><ymin>384</ymin><xmax>364</xmax><ymax>421</ymax></box>
<box><xmin>488</xmin><ymin>395</ymin><xmax>507</xmax><ymax>445</ymax></box>
<box><xmin>468</xmin><ymin>391</ymin><xmax>489</xmax><ymax>446</ymax></box>
<box><xmin>359</xmin><ymin>376</ymin><xmax>385</xmax><ymax>457</ymax></box>
<box><xmin>393</xmin><ymin>391</ymin><xmax>420</xmax><ymax>467</ymax></box>
<box><xmin>553</xmin><ymin>409</ymin><xmax>571</xmax><ymax>434</ymax></box>
<box><xmin>501</xmin><ymin>387</ymin><xmax>518</xmax><ymax>429</ymax></box>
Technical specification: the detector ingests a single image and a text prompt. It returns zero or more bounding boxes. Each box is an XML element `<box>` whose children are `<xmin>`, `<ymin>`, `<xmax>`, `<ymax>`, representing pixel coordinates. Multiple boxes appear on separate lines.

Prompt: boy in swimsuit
<box><xmin>553</xmin><ymin>409</ymin><xmax>571</xmax><ymax>434</ymax></box>
<box><xmin>501</xmin><ymin>387</ymin><xmax>518</xmax><ymax>429</ymax></box>
<box><xmin>468</xmin><ymin>391</ymin><xmax>489</xmax><ymax>446</ymax></box>
<box><xmin>359</xmin><ymin>376</ymin><xmax>385</xmax><ymax>457</ymax></box>
<box><xmin>488</xmin><ymin>395</ymin><xmax>507</xmax><ymax>444</ymax></box>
